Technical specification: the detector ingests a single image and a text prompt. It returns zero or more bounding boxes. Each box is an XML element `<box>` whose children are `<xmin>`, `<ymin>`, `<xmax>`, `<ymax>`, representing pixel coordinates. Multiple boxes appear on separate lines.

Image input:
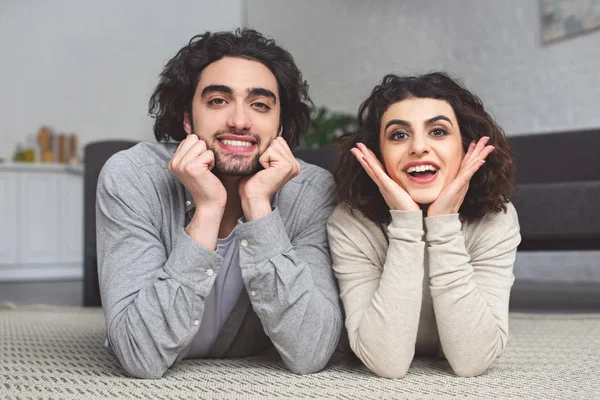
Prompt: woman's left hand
<box><xmin>427</xmin><ymin>136</ymin><xmax>495</xmax><ymax>217</ymax></box>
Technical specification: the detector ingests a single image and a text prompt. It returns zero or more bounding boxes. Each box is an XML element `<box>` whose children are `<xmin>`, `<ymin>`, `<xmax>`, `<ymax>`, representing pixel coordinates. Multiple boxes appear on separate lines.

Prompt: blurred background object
<box><xmin>0</xmin><ymin>0</ymin><xmax>598</xmax><ymax>310</ymax></box>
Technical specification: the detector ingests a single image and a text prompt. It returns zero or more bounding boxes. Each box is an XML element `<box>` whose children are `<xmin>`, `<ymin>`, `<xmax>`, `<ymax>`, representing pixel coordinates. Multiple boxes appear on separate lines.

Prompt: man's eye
<box><xmin>431</xmin><ymin>128</ymin><xmax>448</xmax><ymax>137</ymax></box>
<box><xmin>252</xmin><ymin>102</ymin><xmax>270</xmax><ymax>110</ymax></box>
<box><xmin>391</xmin><ymin>131</ymin><xmax>408</xmax><ymax>140</ymax></box>
<box><xmin>208</xmin><ymin>98</ymin><xmax>226</xmax><ymax>106</ymax></box>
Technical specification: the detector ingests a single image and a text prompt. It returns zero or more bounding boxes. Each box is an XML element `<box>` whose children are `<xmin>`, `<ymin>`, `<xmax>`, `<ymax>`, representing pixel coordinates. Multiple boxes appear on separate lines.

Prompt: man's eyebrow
<box><xmin>384</xmin><ymin>119</ymin><xmax>410</xmax><ymax>131</ymax></box>
<box><xmin>426</xmin><ymin>115</ymin><xmax>453</xmax><ymax>127</ymax></box>
<box><xmin>248</xmin><ymin>87</ymin><xmax>277</xmax><ymax>104</ymax></box>
<box><xmin>201</xmin><ymin>85</ymin><xmax>233</xmax><ymax>97</ymax></box>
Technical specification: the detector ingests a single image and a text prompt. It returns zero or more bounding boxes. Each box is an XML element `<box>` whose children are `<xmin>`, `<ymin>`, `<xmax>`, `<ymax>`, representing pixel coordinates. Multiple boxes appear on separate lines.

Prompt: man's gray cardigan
<box><xmin>96</xmin><ymin>142</ymin><xmax>342</xmax><ymax>379</ymax></box>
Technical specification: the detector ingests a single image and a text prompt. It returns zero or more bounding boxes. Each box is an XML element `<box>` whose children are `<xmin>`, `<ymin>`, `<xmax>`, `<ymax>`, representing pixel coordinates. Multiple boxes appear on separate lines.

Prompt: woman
<box><xmin>328</xmin><ymin>72</ymin><xmax>520</xmax><ymax>378</ymax></box>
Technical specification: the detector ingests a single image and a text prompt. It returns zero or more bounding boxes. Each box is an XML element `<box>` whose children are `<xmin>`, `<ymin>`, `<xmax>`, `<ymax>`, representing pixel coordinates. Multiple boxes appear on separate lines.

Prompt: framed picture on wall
<box><xmin>541</xmin><ymin>0</ymin><xmax>600</xmax><ymax>43</ymax></box>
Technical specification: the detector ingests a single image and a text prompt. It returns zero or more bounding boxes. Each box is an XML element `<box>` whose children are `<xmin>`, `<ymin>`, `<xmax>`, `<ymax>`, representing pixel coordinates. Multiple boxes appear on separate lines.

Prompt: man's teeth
<box><xmin>406</xmin><ymin>165</ymin><xmax>437</xmax><ymax>173</ymax></box>
<box><xmin>221</xmin><ymin>139</ymin><xmax>253</xmax><ymax>147</ymax></box>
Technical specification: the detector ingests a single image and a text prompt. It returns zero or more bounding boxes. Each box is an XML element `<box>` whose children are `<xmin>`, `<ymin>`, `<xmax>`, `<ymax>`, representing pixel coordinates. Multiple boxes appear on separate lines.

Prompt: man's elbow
<box><xmin>287</xmin><ymin>356</ymin><xmax>329</xmax><ymax>375</ymax></box>
<box><xmin>121</xmin><ymin>360</ymin><xmax>167</xmax><ymax>379</ymax></box>
<box><xmin>110</xmin><ymin>340</ymin><xmax>168</xmax><ymax>379</ymax></box>
<box><xmin>286</xmin><ymin>323</ymin><xmax>342</xmax><ymax>374</ymax></box>
<box><xmin>285</xmin><ymin>338</ymin><xmax>338</xmax><ymax>375</ymax></box>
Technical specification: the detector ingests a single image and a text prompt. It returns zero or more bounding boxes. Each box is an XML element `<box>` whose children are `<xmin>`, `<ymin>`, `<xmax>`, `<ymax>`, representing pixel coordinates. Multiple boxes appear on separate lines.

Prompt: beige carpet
<box><xmin>1</xmin><ymin>305</ymin><xmax>599</xmax><ymax>399</ymax></box>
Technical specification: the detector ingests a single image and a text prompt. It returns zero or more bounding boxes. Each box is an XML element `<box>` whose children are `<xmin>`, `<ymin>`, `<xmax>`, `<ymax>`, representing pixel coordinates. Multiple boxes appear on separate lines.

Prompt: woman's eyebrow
<box><xmin>384</xmin><ymin>119</ymin><xmax>410</xmax><ymax>131</ymax></box>
<box><xmin>426</xmin><ymin>115</ymin><xmax>453</xmax><ymax>127</ymax></box>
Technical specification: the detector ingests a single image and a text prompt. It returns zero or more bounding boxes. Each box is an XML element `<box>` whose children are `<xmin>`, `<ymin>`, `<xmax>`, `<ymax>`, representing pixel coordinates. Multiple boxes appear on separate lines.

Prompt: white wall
<box><xmin>0</xmin><ymin>0</ymin><xmax>243</xmax><ymax>161</ymax></box>
<box><xmin>246</xmin><ymin>0</ymin><xmax>600</xmax><ymax>136</ymax></box>
<box><xmin>246</xmin><ymin>0</ymin><xmax>600</xmax><ymax>284</ymax></box>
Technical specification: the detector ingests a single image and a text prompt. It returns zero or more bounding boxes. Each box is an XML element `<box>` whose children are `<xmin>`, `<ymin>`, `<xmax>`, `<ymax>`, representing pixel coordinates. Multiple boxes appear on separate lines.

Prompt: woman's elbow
<box><xmin>370</xmin><ymin>363</ymin><xmax>411</xmax><ymax>379</ymax></box>
<box><xmin>355</xmin><ymin>347</ymin><xmax>413</xmax><ymax>379</ymax></box>
<box><xmin>451</xmin><ymin>361</ymin><xmax>492</xmax><ymax>378</ymax></box>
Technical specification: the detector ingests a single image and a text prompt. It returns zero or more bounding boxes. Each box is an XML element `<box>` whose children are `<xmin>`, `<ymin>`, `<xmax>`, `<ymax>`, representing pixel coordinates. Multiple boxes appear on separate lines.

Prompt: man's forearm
<box><xmin>241</xmin><ymin>196</ymin><xmax>272</xmax><ymax>221</ymax></box>
<box><xmin>185</xmin><ymin>204</ymin><xmax>224</xmax><ymax>250</ymax></box>
<box><xmin>236</xmin><ymin>209</ymin><xmax>342</xmax><ymax>374</ymax></box>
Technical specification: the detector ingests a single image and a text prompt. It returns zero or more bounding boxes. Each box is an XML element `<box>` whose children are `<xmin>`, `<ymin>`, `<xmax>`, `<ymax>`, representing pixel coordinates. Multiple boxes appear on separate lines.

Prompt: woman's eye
<box><xmin>431</xmin><ymin>128</ymin><xmax>447</xmax><ymax>137</ymax></box>
<box><xmin>391</xmin><ymin>131</ymin><xmax>408</xmax><ymax>140</ymax></box>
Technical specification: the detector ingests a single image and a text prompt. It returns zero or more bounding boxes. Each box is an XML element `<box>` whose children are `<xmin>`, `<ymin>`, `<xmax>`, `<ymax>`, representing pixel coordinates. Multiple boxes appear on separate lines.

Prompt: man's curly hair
<box><xmin>149</xmin><ymin>29</ymin><xmax>311</xmax><ymax>148</ymax></box>
<box><xmin>335</xmin><ymin>72</ymin><xmax>515</xmax><ymax>223</ymax></box>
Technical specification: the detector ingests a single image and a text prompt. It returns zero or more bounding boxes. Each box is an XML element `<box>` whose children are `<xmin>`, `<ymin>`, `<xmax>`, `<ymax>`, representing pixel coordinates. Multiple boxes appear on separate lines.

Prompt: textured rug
<box><xmin>1</xmin><ymin>305</ymin><xmax>599</xmax><ymax>400</ymax></box>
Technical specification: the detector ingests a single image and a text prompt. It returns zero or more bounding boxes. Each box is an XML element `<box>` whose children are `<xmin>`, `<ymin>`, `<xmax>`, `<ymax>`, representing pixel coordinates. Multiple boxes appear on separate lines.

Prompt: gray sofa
<box><xmin>295</xmin><ymin>128</ymin><xmax>600</xmax><ymax>310</ymax></box>
<box><xmin>83</xmin><ymin>130</ymin><xmax>600</xmax><ymax>310</ymax></box>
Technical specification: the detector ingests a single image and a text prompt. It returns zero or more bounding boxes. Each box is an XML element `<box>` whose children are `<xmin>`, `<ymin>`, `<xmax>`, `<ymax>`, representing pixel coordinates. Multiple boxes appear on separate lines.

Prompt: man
<box><xmin>96</xmin><ymin>29</ymin><xmax>342</xmax><ymax>379</ymax></box>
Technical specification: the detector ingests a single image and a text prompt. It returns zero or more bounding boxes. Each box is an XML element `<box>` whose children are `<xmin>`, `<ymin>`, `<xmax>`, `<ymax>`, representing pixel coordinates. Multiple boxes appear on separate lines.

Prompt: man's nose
<box><xmin>227</xmin><ymin>104</ymin><xmax>251</xmax><ymax>131</ymax></box>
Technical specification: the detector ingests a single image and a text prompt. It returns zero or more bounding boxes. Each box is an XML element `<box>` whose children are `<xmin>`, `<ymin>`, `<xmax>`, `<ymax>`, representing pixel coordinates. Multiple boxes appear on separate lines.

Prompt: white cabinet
<box><xmin>0</xmin><ymin>172</ymin><xmax>18</xmax><ymax>265</ymax></box>
<box><xmin>0</xmin><ymin>163</ymin><xmax>83</xmax><ymax>281</ymax></box>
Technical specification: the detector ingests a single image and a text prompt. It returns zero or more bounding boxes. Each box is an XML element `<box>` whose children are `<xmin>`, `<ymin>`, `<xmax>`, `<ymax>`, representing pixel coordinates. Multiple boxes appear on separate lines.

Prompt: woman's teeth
<box><xmin>406</xmin><ymin>165</ymin><xmax>437</xmax><ymax>173</ymax></box>
<box><xmin>221</xmin><ymin>139</ymin><xmax>253</xmax><ymax>147</ymax></box>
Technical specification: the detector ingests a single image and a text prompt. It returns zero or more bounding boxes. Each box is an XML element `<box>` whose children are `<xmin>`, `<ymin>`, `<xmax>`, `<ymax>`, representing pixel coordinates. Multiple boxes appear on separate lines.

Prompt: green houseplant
<box><xmin>294</xmin><ymin>106</ymin><xmax>357</xmax><ymax>172</ymax></box>
<box><xmin>299</xmin><ymin>106</ymin><xmax>357</xmax><ymax>149</ymax></box>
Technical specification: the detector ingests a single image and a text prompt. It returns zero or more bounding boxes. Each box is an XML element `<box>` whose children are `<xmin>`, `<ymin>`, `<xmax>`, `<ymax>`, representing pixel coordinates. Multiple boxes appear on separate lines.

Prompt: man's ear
<box><xmin>183</xmin><ymin>111</ymin><xmax>192</xmax><ymax>135</ymax></box>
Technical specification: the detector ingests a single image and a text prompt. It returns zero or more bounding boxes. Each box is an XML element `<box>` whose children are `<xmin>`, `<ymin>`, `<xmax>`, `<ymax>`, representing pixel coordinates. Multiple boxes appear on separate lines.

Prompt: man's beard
<box><xmin>210</xmin><ymin>130</ymin><xmax>263</xmax><ymax>176</ymax></box>
<box><xmin>213</xmin><ymin>151</ymin><xmax>262</xmax><ymax>176</ymax></box>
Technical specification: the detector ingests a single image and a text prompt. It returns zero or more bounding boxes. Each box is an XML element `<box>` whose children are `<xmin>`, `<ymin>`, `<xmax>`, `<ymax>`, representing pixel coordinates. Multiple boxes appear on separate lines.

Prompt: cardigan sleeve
<box><xmin>425</xmin><ymin>203</ymin><xmax>521</xmax><ymax>377</ymax></box>
<box><xmin>327</xmin><ymin>205</ymin><xmax>426</xmax><ymax>378</ymax></box>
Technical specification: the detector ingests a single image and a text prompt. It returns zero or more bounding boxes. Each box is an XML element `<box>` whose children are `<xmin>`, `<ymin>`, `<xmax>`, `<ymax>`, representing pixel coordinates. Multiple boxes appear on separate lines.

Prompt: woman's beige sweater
<box><xmin>327</xmin><ymin>203</ymin><xmax>520</xmax><ymax>378</ymax></box>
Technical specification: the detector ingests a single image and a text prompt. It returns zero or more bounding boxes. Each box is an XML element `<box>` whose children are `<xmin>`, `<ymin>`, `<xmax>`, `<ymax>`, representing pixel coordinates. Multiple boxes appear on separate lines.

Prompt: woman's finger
<box><xmin>465</xmin><ymin>145</ymin><xmax>495</xmax><ymax>170</ymax></box>
<box><xmin>460</xmin><ymin>145</ymin><xmax>494</xmax><ymax>181</ymax></box>
<box><xmin>357</xmin><ymin>143</ymin><xmax>385</xmax><ymax>171</ymax></box>
<box><xmin>461</xmin><ymin>159</ymin><xmax>486</xmax><ymax>183</ymax></box>
<box><xmin>352</xmin><ymin>148</ymin><xmax>382</xmax><ymax>187</ymax></box>
<box><xmin>356</xmin><ymin>143</ymin><xmax>396</xmax><ymax>187</ymax></box>
<box><xmin>357</xmin><ymin>145</ymin><xmax>397</xmax><ymax>190</ymax></box>
<box><xmin>460</xmin><ymin>140</ymin><xmax>477</xmax><ymax>170</ymax></box>
<box><xmin>468</xmin><ymin>136</ymin><xmax>490</xmax><ymax>161</ymax></box>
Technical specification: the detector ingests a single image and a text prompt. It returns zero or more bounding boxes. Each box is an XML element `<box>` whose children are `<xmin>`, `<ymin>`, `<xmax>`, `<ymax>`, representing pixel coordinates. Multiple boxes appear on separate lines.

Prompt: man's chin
<box><xmin>214</xmin><ymin>165</ymin><xmax>259</xmax><ymax>177</ymax></box>
<box><xmin>213</xmin><ymin>156</ymin><xmax>262</xmax><ymax>177</ymax></box>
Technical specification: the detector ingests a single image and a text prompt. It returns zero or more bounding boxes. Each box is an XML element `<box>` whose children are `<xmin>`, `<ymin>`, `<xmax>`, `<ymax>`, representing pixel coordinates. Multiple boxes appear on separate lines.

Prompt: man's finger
<box><xmin>181</xmin><ymin>139</ymin><xmax>208</xmax><ymax>165</ymax></box>
<box><xmin>187</xmin><ymin>150</ymin><xmax>215</xmax><ymax>172</ymax></box>
<box><xmin>271</xmin><ymin>137</ymin><xmax>295</xmax><ymax>164</ymax></box>
<box><xmin>171</xmin><ymin>136</ymin><xmax>197</xmax><ymax>166</ymax></box>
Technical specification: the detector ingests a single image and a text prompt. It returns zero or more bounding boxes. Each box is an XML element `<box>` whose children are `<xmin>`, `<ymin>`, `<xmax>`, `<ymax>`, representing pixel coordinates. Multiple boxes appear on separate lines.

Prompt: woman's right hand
<box><xmin>352</xmin><ymin>143</ymin><xmax>420</xmax><ymax>212</ymax></box>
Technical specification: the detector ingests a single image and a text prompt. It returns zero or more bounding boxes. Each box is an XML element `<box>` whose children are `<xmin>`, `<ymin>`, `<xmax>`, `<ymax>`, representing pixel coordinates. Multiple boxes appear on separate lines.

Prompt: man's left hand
<box><xmin>239</xmin><ymin>137</ymin><xmax>301</xmax><ymax>220</ymax></box>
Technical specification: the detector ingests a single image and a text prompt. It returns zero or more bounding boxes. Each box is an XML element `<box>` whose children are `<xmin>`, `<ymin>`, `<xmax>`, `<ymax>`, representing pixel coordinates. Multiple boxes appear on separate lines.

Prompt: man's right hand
<box><xmin>168</xmin><ymin>135</ymin><xmax>226</xmax><ymax>250</ymax></box>
<box><xmin>168</xmin><ymin>135</ymin><xmax>227</xmax><ymax>210</ymax></box>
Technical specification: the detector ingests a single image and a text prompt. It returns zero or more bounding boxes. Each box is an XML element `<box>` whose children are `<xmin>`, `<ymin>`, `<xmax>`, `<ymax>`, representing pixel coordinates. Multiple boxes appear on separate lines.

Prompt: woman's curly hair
<box><xmin>335</xmin><ymin>72</ymin><xmax>514</xmax><ymax>223</ymax></box>
<box><xmin>149</xmin><ymin>28</ymin><xmax>311</xmax><ymax>148</ymax></box>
